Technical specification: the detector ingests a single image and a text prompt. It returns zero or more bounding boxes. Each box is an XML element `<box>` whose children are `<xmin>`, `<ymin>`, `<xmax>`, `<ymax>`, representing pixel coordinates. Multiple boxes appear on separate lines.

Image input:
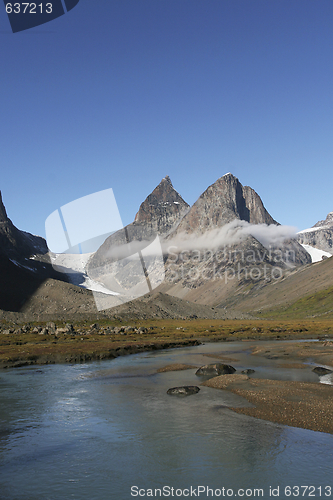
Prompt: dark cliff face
<box><xmin>133</xmin><ymin>176</ymin><xmax>190</xmax><ymax>234</ymax></box>
<box><xmin>170</xmin><ymin>173</ymin><xmax>277</xmax><ymax>236</ymax></box>
<box><xmin>0</xmin><ymin>191</ymin><xmax>8</xmax><ymax>223</ymax></box>
<box><xmin>0</xmin><ymin>191</ymin><xmax>48</xmax><ymax>259</ymax></box>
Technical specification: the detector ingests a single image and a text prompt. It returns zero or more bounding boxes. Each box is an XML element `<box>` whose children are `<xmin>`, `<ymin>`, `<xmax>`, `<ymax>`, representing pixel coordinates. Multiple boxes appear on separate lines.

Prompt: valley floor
<box><xmin>0</xmin><ymin>319</ymin><xmax>332</xmax><ymax>434</ymax></box>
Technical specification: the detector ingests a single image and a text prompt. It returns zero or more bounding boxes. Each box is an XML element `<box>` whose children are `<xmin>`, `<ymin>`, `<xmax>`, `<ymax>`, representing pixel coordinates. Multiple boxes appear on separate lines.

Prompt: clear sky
<box><xmin>1</xmin><ymin>0</ymin><xmax>332</xmax><ymax>240</ymax></box>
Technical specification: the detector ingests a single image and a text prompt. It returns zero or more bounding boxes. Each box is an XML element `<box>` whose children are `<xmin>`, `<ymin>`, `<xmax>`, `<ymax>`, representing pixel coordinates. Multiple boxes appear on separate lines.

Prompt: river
<box><xmin>0</xmin><ymin>341</ymin><xmax>332</xmax><ymax>499</ymax></box>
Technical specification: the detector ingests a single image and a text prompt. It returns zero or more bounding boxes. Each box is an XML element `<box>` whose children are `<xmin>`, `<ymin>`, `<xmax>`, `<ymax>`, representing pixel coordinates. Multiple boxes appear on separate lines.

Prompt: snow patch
<box><xmin>297</xmin><ymin>226</ymin><xmax>324</xmax><ymax>234</ymax></box>
<box><xmin>50</xmin><ymin>252</ymin><xmax>118</xmax><ymax>296</ymax></box>
<box><xmin>300</xmin><ymin>244</ymin><xmax>332</xmax><ymax>263</ymax></box>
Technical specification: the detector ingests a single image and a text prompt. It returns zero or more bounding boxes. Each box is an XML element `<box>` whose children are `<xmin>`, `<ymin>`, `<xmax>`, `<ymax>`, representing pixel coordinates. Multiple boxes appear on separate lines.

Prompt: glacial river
<box><xmin>0</xmin><ymin>341</ymin><xmax>332</xmax><ymax>500</ymax></box>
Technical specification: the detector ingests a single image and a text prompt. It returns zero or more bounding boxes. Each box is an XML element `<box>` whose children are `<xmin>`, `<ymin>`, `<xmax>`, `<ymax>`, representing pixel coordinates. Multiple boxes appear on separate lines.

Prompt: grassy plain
<box><xmin>1</xmin><ymin>318</ymin><xmax>332</xmax><ymax>369</ymax></box>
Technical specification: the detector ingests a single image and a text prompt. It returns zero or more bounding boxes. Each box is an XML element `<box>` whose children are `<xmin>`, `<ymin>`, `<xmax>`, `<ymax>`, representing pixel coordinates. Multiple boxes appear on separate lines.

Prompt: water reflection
<box><xmin>0</xmin><ymin>341</ymin><xmax>332</xmax><ymax>500</ymax></box>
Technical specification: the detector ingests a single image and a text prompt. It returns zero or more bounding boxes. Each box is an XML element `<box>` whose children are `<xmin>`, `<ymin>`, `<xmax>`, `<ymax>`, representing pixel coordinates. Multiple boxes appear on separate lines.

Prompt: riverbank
<box><xmin>201</xmin><ymin>339</ymin><xmax>333</xmax><ymax>434</ymax></box>
<box><xmin>0</xmin><ymin>318</ymin><xmax>332</xmax><ymax>369</ymax></box>
<box><xmin>1</xmin><ymin>320</ymin><xmax>333</xmax><ymax>435</ymax></box>
<box><xmin>203</xmin><ymin>374</ymin><xmax>333</xmax><ymax>434</ymax></box>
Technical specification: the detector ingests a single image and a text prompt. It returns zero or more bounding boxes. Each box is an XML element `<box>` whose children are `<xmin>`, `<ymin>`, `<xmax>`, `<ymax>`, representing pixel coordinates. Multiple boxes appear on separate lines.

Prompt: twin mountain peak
<box><xmin>133</xmin><ymin>173</ymin><xmax>276</xmax><ymax>236</ymax></box>
<box><xmin>1</xmin><ymin>173</ymin><xmax>332</xmax><ymax>262</ymax></box>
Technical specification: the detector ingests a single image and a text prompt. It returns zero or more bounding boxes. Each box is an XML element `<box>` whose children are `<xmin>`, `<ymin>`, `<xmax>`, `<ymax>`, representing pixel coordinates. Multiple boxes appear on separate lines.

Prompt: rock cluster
<box><xmin>0</xmin><ymin>323</ymin><xmax>155</xmax><ymax>336</ymax></box>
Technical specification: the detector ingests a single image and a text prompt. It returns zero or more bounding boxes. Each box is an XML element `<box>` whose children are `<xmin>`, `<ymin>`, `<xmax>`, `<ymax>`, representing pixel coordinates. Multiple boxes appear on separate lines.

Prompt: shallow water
<box><xmin>0</xmin><ymin>341</ymin><xmax>332</xmax><ymax>500</ymax></box>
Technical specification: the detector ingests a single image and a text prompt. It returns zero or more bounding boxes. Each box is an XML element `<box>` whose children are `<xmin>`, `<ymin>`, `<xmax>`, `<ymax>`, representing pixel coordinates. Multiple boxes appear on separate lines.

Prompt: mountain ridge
<box><xmin>169</xmin><ymin>173</ymin><xmax>277</xmax><ymax>237</ymax></box>
<box><xmin>297</xmin><ymin>210</ymin><xmax>333</xmax><ymax>255</ymax></box>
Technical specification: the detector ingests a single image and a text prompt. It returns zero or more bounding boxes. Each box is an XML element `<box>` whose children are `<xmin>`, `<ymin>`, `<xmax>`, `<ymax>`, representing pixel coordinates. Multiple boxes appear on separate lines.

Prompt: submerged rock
<box><xmin>195</xmin><ymin>363</ymin><xmax>236</xmax><ymax>377</ymax></box>
<box><xmin>241</xmin><ymin>369</ymin><xmax>255</xmax><ymax>374</ymax></box>
<box><xmin>167</xmin><ymin>386</ymin><xmax>200</xmax><ymax>396</ymax></box>
<box><xmin>312</xmin><ymin>366</ymin><xmax>333</xmax><ymax>375</ymax></box>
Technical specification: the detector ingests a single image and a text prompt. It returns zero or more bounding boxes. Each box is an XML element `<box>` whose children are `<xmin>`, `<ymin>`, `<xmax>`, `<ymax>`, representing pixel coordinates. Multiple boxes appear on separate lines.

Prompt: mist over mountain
<box><xmin>86</xmin><ymin>173</ymin><xmax>311</xmax><ymax>308</ymax></box>
<box><xmin>1</xmin><ymin>173</ymin><xmax>327</xmax><ymax>318</ymax></box>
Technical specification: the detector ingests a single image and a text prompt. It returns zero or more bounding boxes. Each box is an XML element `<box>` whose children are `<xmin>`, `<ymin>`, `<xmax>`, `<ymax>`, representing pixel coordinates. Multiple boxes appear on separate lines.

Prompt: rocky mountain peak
<box><xmin>0</xmin><ymin>191</ymin><xmax>8</xmax><ymax>223</ymax></box>
<box><xmin>88</xmin><ymin>177</ymin><xmax>190</xmax><ymax>271</ymax></box>
<box><xmin>313</xmin><ymin>211</ymin><xmax>333</xmax><ymax>229</ymax></box>
<box><xmin>170</xmin><ymin>173</ymin><xmax>277</xmax><ymax>235</ymax></box>
<box><xmin>0</xmin><ymin>190</ymin><xmax>48</xmax><ymax>259</ymax></box>
<box><xmin>133</xmin><ymin>176</ymin><xmax>189</xmax><ymax>230</ymax></box>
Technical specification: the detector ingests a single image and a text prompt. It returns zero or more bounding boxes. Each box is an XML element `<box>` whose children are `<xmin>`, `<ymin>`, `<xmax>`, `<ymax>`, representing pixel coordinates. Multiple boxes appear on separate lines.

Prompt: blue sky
<box><xmin>1</xmin><ymin>0</ymin><xmax>332</xmax><ymax>240</ymax></box>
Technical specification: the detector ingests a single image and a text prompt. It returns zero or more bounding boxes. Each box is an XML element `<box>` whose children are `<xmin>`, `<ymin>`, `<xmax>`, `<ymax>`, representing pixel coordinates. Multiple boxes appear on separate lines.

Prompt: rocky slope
<box><xmin>297</xmin><ymin>211</ymin><xmax>333</xmax><ymax>255</ymax></box>
<box><xmin>0</xmin><ymin>191</ymin><xmax>67</xmax><ymax>312</ymax></box>
<box><xmin>0</xmin><ymin>191</ymin><xmax>47</xmax><ymax>260</ymax></box>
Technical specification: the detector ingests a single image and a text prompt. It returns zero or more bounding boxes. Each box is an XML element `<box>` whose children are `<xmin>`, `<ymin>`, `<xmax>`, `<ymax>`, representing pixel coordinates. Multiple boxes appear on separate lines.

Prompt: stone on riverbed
<box><xmin>241</xmin><ymin>369</ymin><xmax>255</xmax><ymax>374</ymax></box>
<box><xmin>195</xmin><ymin>363</ymin><xmax>236</xmax><ymax>377</ymax></box>
<box><xmin>312</xmin><ymin>366</ymin><xmax>333</xmax><ymax>375</ymax></box>
<box><xmin>167</xmin><ymin>386</ymin><xmax>200</xmax><ymax>396</ymax></box>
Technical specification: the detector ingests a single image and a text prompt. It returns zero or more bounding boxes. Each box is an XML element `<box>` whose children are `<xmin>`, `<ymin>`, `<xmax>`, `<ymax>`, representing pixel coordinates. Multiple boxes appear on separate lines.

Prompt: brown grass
<box><xmin>1</xmin><ymin>318</ymin><xmax>332</xmax><ymax>368</ymax></box>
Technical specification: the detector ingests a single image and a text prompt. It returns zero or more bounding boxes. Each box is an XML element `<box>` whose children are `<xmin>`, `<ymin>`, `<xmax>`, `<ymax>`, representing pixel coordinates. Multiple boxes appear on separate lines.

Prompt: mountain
<box><xmin>161</xmin><ymin>173</ymin><xmax>310</xmax><ymax>287</ymax></box>
<box><xmin>86</xmin><ymin>173</ymin><xmax>311</xmax><ymax>310</ymax></box>
<box><xmin>133</xmin><ymin>175</ymin><xmax>190</xmax><ymax>234</ymax></box>
<box><xmin>0</xmin><ymin>191</ymin><xmax>68</xmax><ymax>312</ymax></box>
<box><xmin>297</xmin><ymin>211</ymin><xmax>333</xmax><ymax>255</ymax></box>
<box><xmin>169</xmin><ymin>173</ymin><xmax>277</xmax><ymax>236</ymax></box>
<box><xmin>0</xmin><ymin>190</ymin><xmax>47</xmax><ymax>260</ymax></box>
<box><xmin>88</xmin><ymin>176</ymin><xmax>189</xmax><ymax>271</ymax></box>
<box><xmin>215</xmin><ymin>249</ymin><xmax>333</xmax><ymax>319</ymax></box>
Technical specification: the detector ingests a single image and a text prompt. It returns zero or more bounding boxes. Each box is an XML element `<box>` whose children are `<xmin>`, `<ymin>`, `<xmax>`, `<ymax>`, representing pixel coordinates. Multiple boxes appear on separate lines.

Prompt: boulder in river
<box><xmin>241</xmin><ymin>369</ymin><xmax>255</xmax><ymax>374</ymax></box>
<box><xmin>312</xmin><ymin>366</ymin><xmax>333</xmax><ymax>375</ymax></box>
<box><xmin>167</xmin><ymin>386</ymin><xmax>200</xmax><ymax>396</ymax></box>
<box><xmin>195</xmin><ymin>363</ymin><xmax>236</xmax><ymax>377</ymax></box>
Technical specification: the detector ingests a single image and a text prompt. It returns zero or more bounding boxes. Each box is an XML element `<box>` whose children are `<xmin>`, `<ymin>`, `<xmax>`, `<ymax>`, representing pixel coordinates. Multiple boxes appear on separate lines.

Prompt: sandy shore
<box><xmin>157</xmin><ymin>363</ymin><xmax>197</xmax><ymax>373</ymax></box>
<box><xmin>202</xmin><ymin>340</ymin><xmax>333</xmax><ymax>435</ymax></box>
<box><xmin>202</xmin><ymin>375</ymin><xmax>333</xmax><ymax>434</ymax></box>
<box><xmin>250</xmin><ymin>340</ymin><xmax>333</xmax><ymax>368</ymax></box>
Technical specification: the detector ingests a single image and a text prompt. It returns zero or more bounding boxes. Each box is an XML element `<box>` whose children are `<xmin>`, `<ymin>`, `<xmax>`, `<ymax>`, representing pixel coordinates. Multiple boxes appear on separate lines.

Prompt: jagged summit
<box><xmin>313</xmin><ymin>211</ymin><xmax>333</xmax><ymax>229</ymax></box>
<box><xmin>0</xmin><ymin>191</ymin><xmax>8</xmax><ymax>223</ymax></box>
<box><xmin>162</xmin><ymin>175</ymin><xmax>172</xmax><ymax>185</ymax></box>
<box><xmin>170</xmin><ymin>172</ymin><xmax>277</xmax><ymax>236</ymax></box>
<box><xmin>0</xmin><ymin>190</ymin><xmax>47</xmax><ymax>259</ymax></box>
<box><xmin>88</xmin><ymin>177</ymin><xmax>190</xmax><ymax>271</ymax></box>
<box><xmin>134</xmin><ymin>176</ymin><xmax>189</xmax><ymax>228</ymax></box>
